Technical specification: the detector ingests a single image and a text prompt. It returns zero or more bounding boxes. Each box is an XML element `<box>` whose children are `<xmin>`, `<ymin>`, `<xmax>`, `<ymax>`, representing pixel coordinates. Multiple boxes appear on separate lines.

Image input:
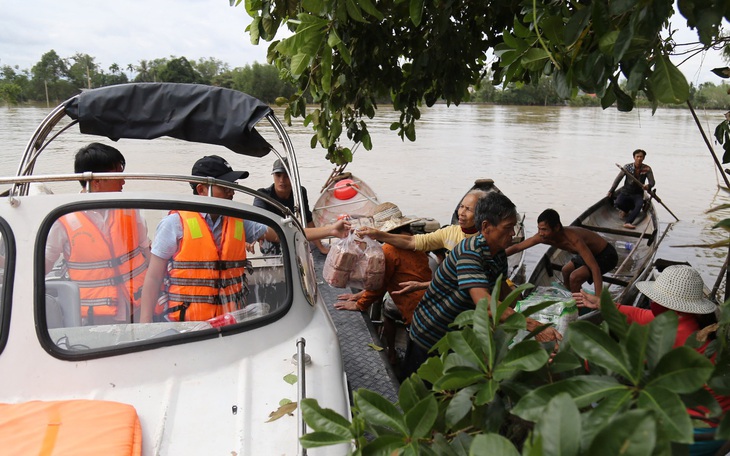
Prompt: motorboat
<box><xmin>0</xmin><ymin>83</ymin><xmax>349</xmax><ymax>455</ymax></box>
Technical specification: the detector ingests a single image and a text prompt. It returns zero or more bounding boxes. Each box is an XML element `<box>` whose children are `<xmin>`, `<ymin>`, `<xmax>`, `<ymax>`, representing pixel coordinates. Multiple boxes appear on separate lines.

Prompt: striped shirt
<box><xmin>410</xmin><ymin>233</ymin><xmax>508</xmax><ymax>350</ymax></box>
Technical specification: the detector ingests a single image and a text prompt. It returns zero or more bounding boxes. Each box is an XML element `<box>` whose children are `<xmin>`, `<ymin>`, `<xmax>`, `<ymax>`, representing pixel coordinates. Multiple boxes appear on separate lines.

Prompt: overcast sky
<box><xmin>0</xmin><ymin>0</ymin><xmax>727</xmax><ymax>84</ymax></box>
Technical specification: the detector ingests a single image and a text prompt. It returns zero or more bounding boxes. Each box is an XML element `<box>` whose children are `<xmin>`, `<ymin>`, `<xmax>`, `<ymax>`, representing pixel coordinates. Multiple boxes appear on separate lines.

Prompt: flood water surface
<box><xmin>1</xmin><ymin>103</ymin><xmax>728</xmax><ymax>291</ymax></box>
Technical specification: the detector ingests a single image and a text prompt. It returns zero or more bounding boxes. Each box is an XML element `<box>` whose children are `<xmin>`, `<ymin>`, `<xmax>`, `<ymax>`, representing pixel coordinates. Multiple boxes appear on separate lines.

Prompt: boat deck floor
<box><xmin>313</xmin><ymin>252</ymin><xmax>400</xmax><ymax>404</ymax></box>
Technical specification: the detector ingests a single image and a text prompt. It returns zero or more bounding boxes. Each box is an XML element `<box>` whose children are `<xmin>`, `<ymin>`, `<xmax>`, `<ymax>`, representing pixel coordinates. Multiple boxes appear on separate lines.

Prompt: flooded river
<box><xmin>1</xmin><ymin>102</ymin><xmax>729</xmax><ymax>291</ymax></box>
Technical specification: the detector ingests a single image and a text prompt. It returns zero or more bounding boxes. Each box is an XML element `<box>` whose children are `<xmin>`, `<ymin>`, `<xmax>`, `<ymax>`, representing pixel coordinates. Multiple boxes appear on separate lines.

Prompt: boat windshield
<box><xmin>41</xmin><ymin>204</ymin><xmax>292</xmax><ymax>355</ymax></box>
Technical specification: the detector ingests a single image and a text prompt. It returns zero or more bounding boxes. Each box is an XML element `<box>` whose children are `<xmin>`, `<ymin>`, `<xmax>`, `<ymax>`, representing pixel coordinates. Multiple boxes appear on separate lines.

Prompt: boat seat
<box><xmin>602</xmin><ymin>275</ymin><xmax>629</xmax><ymax>287</ymax></box>
<box><xmin>0</xmin><ymin>400</ymin><xmax>141</xmax><ymax>456</ymax></box>
<box><xmin>45</xmin><ymin>280</ymin><xmax>81</xmax><ymax>328</ymax></box>
<box><xmin>577</xmin><ymin>223</ymin><xmax>656</xmax><ymax>244</ymax></box>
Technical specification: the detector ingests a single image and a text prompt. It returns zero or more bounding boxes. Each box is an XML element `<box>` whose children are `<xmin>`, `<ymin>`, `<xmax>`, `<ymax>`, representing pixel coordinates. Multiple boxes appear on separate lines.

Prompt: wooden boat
<box><xmin>450</xmin><ymin>179</ymin><xmax>527</xmax><ymax>283</ymax></box>
<box><xmin>0</xmin><ymin>84</ymin><xmax>349</xmax><ymax>455</ymax></box>
<box><xmin>527</xmin><ymin>196</ymin><xmax>666</xmax><ymax>305</ymax></box>
<box><xmin>312</xmin><ymin>171</ymin><xmax>380</xmax><ymax>227</ymax></box>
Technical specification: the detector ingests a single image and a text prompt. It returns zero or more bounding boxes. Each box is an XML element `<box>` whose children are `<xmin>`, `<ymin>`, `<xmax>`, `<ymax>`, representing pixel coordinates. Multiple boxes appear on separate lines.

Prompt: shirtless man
<box><xmin>356</xmin><ymin>189</ymin><xmax>486</xmax><ymax>294</ymax></box>
<box><xmin>506</xmin><ymin>208</ymin><xmax>618</xmax><ymax>295</ymax></box>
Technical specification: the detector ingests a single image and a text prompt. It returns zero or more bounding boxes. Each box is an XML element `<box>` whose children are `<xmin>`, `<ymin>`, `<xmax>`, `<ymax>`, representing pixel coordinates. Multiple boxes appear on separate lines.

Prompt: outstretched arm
<box><xmin>307</xmin><ymin>221</ymin><xmax>330</xmax><ymax>254</ymax></box>
<box><xmin>505</xmin><ymin>234</ymin><xmax>541</xmax><ymax>257</ymax></box>
<box><xmin>357</xmin><ymin>226</ymin><xmax>415</xmax><ymax>250</ymax></box>
<box><xmin>305</xmin><ymin>219</ymin><xmax>351</xmax><ymax>241</ymax></box>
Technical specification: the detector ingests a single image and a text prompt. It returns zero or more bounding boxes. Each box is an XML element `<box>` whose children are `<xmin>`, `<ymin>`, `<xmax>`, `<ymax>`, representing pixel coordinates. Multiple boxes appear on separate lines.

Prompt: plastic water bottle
<box><xmin>615</xmin><ymin>241</ymin><xmax>634</xmax><ymax>251</ymax></box>
<box><xmin>207</xmin><ymin>313</ymin><xmax>236</xmax><ymax>328</ymax></box>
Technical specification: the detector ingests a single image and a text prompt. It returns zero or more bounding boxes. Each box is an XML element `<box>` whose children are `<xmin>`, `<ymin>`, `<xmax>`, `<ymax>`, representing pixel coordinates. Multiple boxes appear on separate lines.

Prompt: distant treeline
<box><xmin>0</xmin><ymin>50</ymin><xmax>296</xmax><ymax>106</ymax></box>
<box><xmin>1</xmin><ymin>49</ymin><xmax>729</xmax><ymax>111</ymax></box>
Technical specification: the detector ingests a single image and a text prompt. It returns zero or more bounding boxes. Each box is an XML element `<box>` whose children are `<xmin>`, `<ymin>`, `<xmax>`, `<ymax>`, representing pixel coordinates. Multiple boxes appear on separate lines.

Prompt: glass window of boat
<box><xmin>42</xmin><ymin>204</ymin><xmax>291</xmax><ymax>354</ymax></box>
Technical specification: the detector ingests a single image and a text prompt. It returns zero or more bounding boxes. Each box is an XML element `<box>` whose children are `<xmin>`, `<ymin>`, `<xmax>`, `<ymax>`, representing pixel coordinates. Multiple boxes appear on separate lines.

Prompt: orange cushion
<box><xmin>0</xmin><ymin>400</ymin><xmax>141</xmax><ymax>456</ymax></box>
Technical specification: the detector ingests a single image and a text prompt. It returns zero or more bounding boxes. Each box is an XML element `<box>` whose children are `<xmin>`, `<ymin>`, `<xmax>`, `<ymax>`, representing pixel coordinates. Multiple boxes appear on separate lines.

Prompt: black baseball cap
<box><xmin>191</xmin><ymin>155</ymin><xmax>249</xmax><ymax>182</ymax></box>
<box><xmin>271</xmin><ymin>157</ymin><xmax>288</xmax><ymax>175</ymax></box>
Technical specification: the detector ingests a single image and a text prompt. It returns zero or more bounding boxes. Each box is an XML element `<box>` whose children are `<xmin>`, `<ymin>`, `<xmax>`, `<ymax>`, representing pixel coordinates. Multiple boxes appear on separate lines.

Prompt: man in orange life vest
<box><xmin>45</xmin><ymin>143</ymin><xmax>151</xmax><ymax>324</ymax></box>
<box><xmin>139</xmin><ymin>155</ymin><xmax>280</xmax><ymax>323</ymax></box>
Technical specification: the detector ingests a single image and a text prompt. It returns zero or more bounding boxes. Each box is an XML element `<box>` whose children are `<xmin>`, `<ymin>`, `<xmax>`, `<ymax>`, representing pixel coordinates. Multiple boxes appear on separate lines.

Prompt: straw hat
<box><xmin>635</xmin><ymin>265</ymin><xmax>716</xmax><ymax>314</ymax></box>
<box><xmin>369</xmin><ymin>202</ymin><xmax>420</xmax><ymax>233</ymax></box>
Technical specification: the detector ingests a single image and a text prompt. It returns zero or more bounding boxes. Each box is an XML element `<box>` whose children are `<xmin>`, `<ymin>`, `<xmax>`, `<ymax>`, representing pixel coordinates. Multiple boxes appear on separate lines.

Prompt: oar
<box><xmin>614</xmin><ymin>163</ymin><xmax>679</xmax><ymax>221</ymax></box>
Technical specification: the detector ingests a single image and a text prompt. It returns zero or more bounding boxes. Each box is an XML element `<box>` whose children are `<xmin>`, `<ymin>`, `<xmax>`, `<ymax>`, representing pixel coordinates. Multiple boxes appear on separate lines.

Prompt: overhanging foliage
<box><xmin>237</xmin><ymin>0</ymin><xmax>730</xmax><ymax>162</ymax></box>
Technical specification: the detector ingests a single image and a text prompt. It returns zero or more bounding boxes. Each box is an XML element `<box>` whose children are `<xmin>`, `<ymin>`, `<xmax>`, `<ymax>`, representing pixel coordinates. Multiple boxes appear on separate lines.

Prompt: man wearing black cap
<box><xmin>254</xmin><ymin>157</ymin><xmax>330</xmax><ymax>255</ymax></box>
<box><xmin>139</xmin><ymin>155</ymin><xmax>279</xmax><ymax>323</ymax></box>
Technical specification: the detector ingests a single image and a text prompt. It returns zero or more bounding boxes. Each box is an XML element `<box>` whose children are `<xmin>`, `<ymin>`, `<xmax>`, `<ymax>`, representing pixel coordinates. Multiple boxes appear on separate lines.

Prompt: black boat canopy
<box><xmin>64</xmin><ymin>83</ymin><xmax>273</xmax><ymax>157</ymax></box>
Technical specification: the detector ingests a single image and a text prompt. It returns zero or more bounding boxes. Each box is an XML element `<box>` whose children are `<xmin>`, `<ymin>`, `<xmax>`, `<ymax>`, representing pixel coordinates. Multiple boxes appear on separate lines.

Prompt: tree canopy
<box><xmin>239</xmin><ymin>0</ymin><xmax>730</xmax><ymax>163</ymax></box>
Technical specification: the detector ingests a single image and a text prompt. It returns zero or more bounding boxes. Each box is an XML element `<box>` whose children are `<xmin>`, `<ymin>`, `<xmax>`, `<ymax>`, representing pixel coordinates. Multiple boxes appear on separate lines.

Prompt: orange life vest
<box><xmin>58</xmin><ymin>210</ymin><xmax>148</xmax><ymax>321</ymax></box>
<box><xmin>165</xmin><ymin>211</ymin><xmax>248</xmax><ymax>322</ymax></box>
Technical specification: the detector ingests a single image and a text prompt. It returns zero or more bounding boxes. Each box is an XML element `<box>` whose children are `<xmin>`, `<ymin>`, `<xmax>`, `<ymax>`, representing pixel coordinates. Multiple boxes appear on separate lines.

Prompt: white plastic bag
<box><xmin>515</xmin><ymin>284</ymin><xmax>578</xmax><ymax>336</ymax></box>
<box><xmin>349</xmin><ymin>236</ymin><xmax>385</xmax><ymax>291</ymax></box>
<box><xmin>323</xmin><ymin>232</ymin><xmax>360</xmax><ymax>288</ymax></box>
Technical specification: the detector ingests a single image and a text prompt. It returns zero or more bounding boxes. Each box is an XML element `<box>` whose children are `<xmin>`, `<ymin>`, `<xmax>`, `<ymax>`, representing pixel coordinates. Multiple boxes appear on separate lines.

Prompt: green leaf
<box><xmin>473</xmin><ymin>296</ymin><xmax>495</xmax><ymax>369</ymax></box>
<box><xmin>608</xmin><ymin>0</ymin><xmax>636</xmax><ymax>15</ymax></box>
<box><xmin>600</xmin><ymin>289</ymin><xmax>629</xmax><ymax>340</ymax></box>
<box><xmin>522</xmin><ymin>48</ymin><xmax>549</xmax><ymax>72</ymax></box>
<box><xmin>398</xmin><ymin>376</ymin><xmax>428</xmax><ymax>413</ymax></box>
<box><xmin>291</xmin><ymin>53</ymin><xmax>311</xmax><ymax>78</ymax></box>
<box><xmin>283</xmin><ymin>373</ymin><xmax>298</xmax><ymax>384</ymax></box>
<box><xmin>321</xmin><ymin>44</ymin><xmax>332</xmax><ymax>92</ymax></box>
<box><xmin>626</xmin><ymin>59</ymin><xmax>649</xmax><ymax>92</ymax></box>
<box><xmin>300</xmin><ymin>431</ymin><xmax>353</xmax><ymax>448</ymax></box>
<box><xmin>358</xmin><ymin>0</ymin><xmax>384</xmax><ymax>20</ymax></box>
<box><xmin>535</xmin><ymin>393</ymin><xmax>581</xmax><ymax>456</ymax></box>
<box><xmin>598</xmin><ymin>31</ymin><xmax>619</xmax><ymax>56</ymax></box>
<box><xmin>432</xmin><ymin>432</ymin><xmax>473</xmax><ymax>455</ymax></box>
<box><xmin>716</xmin><ymin>412</ymin><xmax>730</xmax><ymax>439</ymax></box>
<box><xmin>474</xmin><ymin>379</ymin><xmax>498</xmax><ymax>405</ymax></box>
<box><xmin>613</xmin><ymin>26</ymin><xmax>634</xmax><ymax>62</ymax></box>
<box><xmin>647</xmin><ymin>346</ymin><xmax>714</xmax><ymax>393</ymax></box>
<box><xmin>447</xmin><ymin>328</ymin><xmax>486</xmax><ymax>371</ymax></box>
<box><xmin>513</xmin><ymin>17</ymin><xmax>532</xmax><ymax>38</ymax></box>
<box><xmin>648</xmin><ymin>54</ymin><xmax>690</xmax><ymax>104</ymax></box>
<box><xmin>567</xmin><ymin>321</ymin><xmax>634</xmax><ymax>381</ymax></box>
<box><xmin>433</xmin><ymin>367</ymin><xmax>484</xmax><ymax>391</ymax></box>
<box><xmin>580</xmin><ymin>389</ymin><xmax>634</xmax><ymax>448</ymax></box>
<box><xmin>452</xmin><ymin>309</ymin><xmax>475</xmax><ymax>328</ymax></box>
<box><xmin>300</xmin><ymin>398</ymin><xmax>352</xmax><ymax>438</ymax></box>
<box><xmin>646</xmin><ymin>311</ymin><xmax>678</xmax><ymax>371</ymax></box>
<box><xmin>405</xmin><ymin>394</ymin><xmax>438</xmax><ymax>439</ymax></box>
<box><xmin>564</xmin><ymin>6</ymin><xmax>591</xmax><ymax>46</ymax></box>
<box><xmin>638</xmin><ymin>386</ymin><xmax>693</xmax><ymax>443</ymax></box>
<box><xmin>513</xmin><ymin>376</ymin><xmax>623</xmax><ymax>422</ymax></box>
<box><xmin>548</xmin><ymin>351</ymin><xmax>583</xmax><ymax>374</ymax></box>
<box><xmin>416</xmin><ymin>356</ymin><xmax>444</xmax><ymax>385</ymax></box>
<box><xmin>624</xmin><ymin>321</ymin><xmax>649</xmax><ymax>381</ymax></box>
<box><xmin>586</xmin><ymin>410</ymin><xmax>656</xmax><ymax>456</ymax></box>
<box><xmin>614</xmin><ymin>84</ymin><xmax>634</xmax><ymax>112</ymax></box>
<box><xmin>445</xmin><ymin>385</ymin><xmax>478</xmax><ymax>429</ymax></box>
<box><xmin>493</xmin><ymin>340</ymin><xmax>549</xmax><ymax>381</ymax></box>
<box><xmin>344</xmin><ymin>0</ymin><xmax>366</xmax><ymax>23</ymax></box>
<box><xmin>409</xmin><ymin>0</ymin><xmax>424</xmax><ymax>26</ymax></box>
<box><xmin>301</xmin><ymin>0</ymin><xmax>324</xmax><ymax>14</ymax></box>
<box><xmin>363</xmin><ymin>434</ymin><xmax>408</xmax><ymax>454</ymax></box>
<box><xmin>468</xmin><ymin>434</ymin><xmax>520</xmax><ymax>456</ymax></box>
<box><xmin>354</xmin><ymin>389</ymin><xmax>408</xmax><ymax>435</ymax></box>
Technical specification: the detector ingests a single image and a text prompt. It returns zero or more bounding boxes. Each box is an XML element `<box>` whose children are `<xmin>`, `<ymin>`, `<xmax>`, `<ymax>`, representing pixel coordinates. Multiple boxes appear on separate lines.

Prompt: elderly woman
<box><xmin>574</xmin><ymin>264</ymin><xmax>729</xmax><ymax>449</ymax></box>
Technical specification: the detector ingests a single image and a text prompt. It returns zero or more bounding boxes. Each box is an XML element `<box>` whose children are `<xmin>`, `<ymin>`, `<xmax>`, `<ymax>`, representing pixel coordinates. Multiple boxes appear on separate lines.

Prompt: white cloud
<box><xmin>0</xmin><ymin>0</ymin><xmax>726</xmax><ymax>84</ymax></box>
<box><xmin>0</xmin><ymin>0</ymin><xmax>270</xmax><ymax>71</ymax></box>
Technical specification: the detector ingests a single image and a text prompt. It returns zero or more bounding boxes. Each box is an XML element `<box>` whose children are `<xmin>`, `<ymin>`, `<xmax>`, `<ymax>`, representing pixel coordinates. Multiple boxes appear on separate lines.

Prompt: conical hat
<box><xmin>635</xmin><ymin>265</ymin><xmax>716</xmax><ymax>314</ymax></box>
<box><xmin>369</xmin><ymin>202</ymin><xmax>420</xmax><ymax>233</ymax></box>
